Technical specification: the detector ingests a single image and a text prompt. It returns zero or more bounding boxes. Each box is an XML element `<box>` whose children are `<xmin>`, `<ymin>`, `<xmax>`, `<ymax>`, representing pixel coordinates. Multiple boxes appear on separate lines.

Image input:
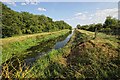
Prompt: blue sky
<box><xmin>3</xmin><ymin>2</ymin><xmax>118</xmax><ymax>27</ymax></box>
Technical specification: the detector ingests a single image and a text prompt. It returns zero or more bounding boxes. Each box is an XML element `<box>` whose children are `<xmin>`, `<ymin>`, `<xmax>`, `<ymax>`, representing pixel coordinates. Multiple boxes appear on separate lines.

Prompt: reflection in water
<box><xmin>2</xmin><ymin>30</ymin><xmax>74</xmax><ymax>75</ymax></box>
<box><xmin>24</xmin><ymin>31</ymin><xmax>73</xmax><ymax>64</ymax></box>
<box><xmin>54</xmin><ymin>30</ymin><xmax>73</xmax><ymax>49</ymax></box>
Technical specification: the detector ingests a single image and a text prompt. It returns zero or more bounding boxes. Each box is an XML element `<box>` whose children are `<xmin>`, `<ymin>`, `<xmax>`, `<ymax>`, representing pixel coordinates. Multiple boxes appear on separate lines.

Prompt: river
<box><xmin>24</xmin><ymin>30</ymin><xmax>74</xmax><ymax>65</ymax></box>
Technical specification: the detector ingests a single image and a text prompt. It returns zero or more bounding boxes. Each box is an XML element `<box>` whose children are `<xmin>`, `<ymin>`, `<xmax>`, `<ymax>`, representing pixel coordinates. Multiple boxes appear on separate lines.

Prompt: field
<box><xmin>1</xmin><ymin>2</ymin><xmax>120</xmax><ymax>79</ymax></box>
<box><xmin>1</xmin><ymin>29</ymin><xmax>70</xmax><ymax>64</ymax></box>
<box><xmin>1</xmin><ymin>29</ymin><xmax>120</xmax><ymax>79</ymax></box>
<box><xmin>19</xmin><ymin>29</ymin><xmax>119</xmax><ymax>79</ymax></box>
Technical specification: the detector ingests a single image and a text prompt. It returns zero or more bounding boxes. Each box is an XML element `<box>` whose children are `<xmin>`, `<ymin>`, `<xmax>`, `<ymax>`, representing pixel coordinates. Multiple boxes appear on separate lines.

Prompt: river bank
<box><xmin>1</xmin><ymin>29</ymin><xmax>71</xmax><ymax>64</ymax></box>
<box><xmin>27</xmin><ymin>29</ymin><xmax>119</xmax><ymax>79</ymax></box>
<box><xmin>2</xmin><ymin>29</ymin><xmax>119</xmax><ymax>79</ymax></box>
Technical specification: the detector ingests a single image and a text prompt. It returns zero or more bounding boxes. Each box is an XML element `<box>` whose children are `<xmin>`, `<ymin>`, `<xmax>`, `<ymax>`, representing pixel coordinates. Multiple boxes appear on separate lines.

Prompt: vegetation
<box><xmin>1</xmin><ymin>2</ymin><xmax>120</xmax><ymax>79</ymax></box>
<box><xmin>1</xmin><ymin>29</ymin><xmax>70</xmax><ymax>64</ymax></box>
<box><xmin>1</xmin><ymin>2</ymin><xmax>72</xmax><ymax>38</ymax></box>
<box><xmin>23</xmin><ymin>29</ymin><xmax>119</xmax><ymax>79</ymax></box>
<box><xmin>77</xmin><ymin>16</ymin><xmax>120</xmax><ymax>36</ymax></box>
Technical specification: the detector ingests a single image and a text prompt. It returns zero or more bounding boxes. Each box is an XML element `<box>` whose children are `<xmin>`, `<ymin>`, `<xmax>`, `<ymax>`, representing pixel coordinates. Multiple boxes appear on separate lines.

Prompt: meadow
<box><xmin>15</xmin><ymin>29</ymin><xmax>119</xmax><ymax>79</ymax></box>
<box><xmin>1</xmin><ymin>29</ymin><xmax>70</xmax><ymax>65</ymax></box>
<box><xmin>1</xmin><ymin>29</ymin><xmax>119</xmax><ymax>79</ymax></box>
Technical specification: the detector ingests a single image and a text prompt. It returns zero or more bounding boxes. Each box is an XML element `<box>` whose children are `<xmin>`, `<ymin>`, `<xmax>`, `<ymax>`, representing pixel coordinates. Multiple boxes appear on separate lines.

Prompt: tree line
<box><xmin>77</xmin><ymin>16</ymin><xmax>120</xmax><ymax>36</ymax></box>
<box><xmin>1</xmin><ymin>2</ymin><xmax>72</xmax><ymax>38</ymax></box>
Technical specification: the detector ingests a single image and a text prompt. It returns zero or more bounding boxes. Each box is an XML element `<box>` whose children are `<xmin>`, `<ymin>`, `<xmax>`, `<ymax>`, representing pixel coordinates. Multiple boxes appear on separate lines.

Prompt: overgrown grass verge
<box><xmin>67</xmin><ymin>29</ymin><xmax>120</xmax><ymax>79</ymax></box>
<box><xmin>27</xmin><ymin>29</ymin><xmax>119</xmax><ymax>79</ymax></box>
<box><xmin>1</xmin><ymin>29</ymin><xmax>70</xmax><ymax>64</ymax></box>
<box><xmin>2</xmin><ymin>29</ymin><xmax>119</xmax><ymax>79</ymax></box>
<box><xmin>25</xmin><ymin>31</ymin><xmax>75</xmax><ymax>79</ymax></box>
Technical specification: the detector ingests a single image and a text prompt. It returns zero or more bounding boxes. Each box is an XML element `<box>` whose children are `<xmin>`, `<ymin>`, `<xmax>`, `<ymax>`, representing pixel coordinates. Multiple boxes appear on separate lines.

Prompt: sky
<box><xmin>2</xmin><ymin>1</ymin><xmax>118</xmax><ymax>27</ymax></box>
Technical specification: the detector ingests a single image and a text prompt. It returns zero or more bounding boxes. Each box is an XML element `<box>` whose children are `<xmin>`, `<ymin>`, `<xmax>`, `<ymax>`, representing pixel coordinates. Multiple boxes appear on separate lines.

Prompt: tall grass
<box><xmin>2</xmin><ymin>58</ymin><xmax>34</xmax><ymax>79</ymax></box>
<box><xmin>27</xmin><ymin>29</ymin><xmax>119</xmax><ymax>79</ymax></box>
<box><xmin>1</xmin><ymin>29</ymin><xmax>70</xmax><ymax>64</ymax></box>
<box><xmin>2</xmin><ymin>29</ymin><xmax>119</xmax><ymax>79</ymax></box>
<box><xmin>1</xmin><ymin>29</ymin><xmax>71</xmax><ymax>79</ymax></box>
<box><xmin>25</xmin><ymin>31</ymin><xmax>75</xmax><ymax>79</ymax></box>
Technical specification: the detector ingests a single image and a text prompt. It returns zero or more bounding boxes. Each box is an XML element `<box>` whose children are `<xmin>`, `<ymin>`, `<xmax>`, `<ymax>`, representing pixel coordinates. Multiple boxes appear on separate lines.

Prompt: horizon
<box><xmin>3</xmin><ymin>2</ymin><xmax>118</xmax><ymax>27</ymax></box>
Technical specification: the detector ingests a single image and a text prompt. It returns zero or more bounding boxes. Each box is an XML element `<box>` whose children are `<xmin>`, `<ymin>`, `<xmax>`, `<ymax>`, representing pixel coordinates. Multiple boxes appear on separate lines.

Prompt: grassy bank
<box><xmin>68</xmin><ymin>29</ymin><xmax>120</xmax><ymax>79</ymax></box>
<box><xmin>2</xmin><ymin>29</ymin><xmax>120</xmax><ymax>79</ymax></box>
<box><xmin>27</xmin><ymin>29</ymin><xmax>119</xmax><ymax>79</ymax></box>
<box><xmin>1</xmin><ymin>29</ymin><xmax>70</xmax><ymax>64</ymax></box>
<box><xmin>26</xmin><ymin>30</ymin><xmax>75</xmax><ymax>79</ymax></box>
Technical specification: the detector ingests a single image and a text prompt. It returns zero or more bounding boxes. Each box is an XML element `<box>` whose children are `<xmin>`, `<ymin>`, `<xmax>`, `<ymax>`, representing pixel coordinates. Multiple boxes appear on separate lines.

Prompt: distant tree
<box><xmin>1</xmin><ymin>2</ymin><xmax>72</xmax><ymax>38</ymax></box>
<box><xmin>87</xmin><ymin>24</ymin><xmax>95</xmax><ymax>32</ymax></box>
<box><xmin>77</xmin><ymin>16</ymin><xmax>120</xmax><ymax>37</ymax></box>
<box><xmin>95</xmin><ymin>23</ymin><xmax>102</xmax><ymax>31</ymax></box>
<box><xmin>77</xmin><ymin>24</ymin><xmax>81</xmax><ymax>29</ymax></box>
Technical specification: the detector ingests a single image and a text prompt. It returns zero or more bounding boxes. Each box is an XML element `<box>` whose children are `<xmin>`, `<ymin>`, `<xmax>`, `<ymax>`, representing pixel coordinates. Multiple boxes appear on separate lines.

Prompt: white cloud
<box><xmin>66</xmin><ymin>18</ymin><xmax>74</xmax><ymax>21</ymax></box>
<box><xmin>90</xmin><ymin>14</ymin><xmax>94</xmax><ymax>17</ymax></box>
<box><xmin>24</xmin><ymin>0</ymin><xmax>39</xmax><ymax>5</ymax></box>
<box><xmin>75</xmin><ymin>12</ymin><xmax>82</xmax><ymax>16</ymax></box>
<box><xmin>66</xmin><ymin>12</ymin><xmax>87</xmax><ymax>21</ymax></box>
<box><xmin>74</xmin><ymin>12</ymin><xmax>87</xmax><ymax>20</ymax></box>
<box><xmin>21</xmin><ymin>3</ymin><xmax>27</xmax><ymax>5</ymax></box>
<box><xmin>93</xmin><ymin>8</ymin><xmax>118</xmax><ymax>23</ymax></box>
<box><xmin>96</xmin><ymin>8</ymin><xmax>100</xmax><ymax>10</ymax></box>
<box><xmin>1</xmin><ymin>0</ymin><xmax>11</xmax><ymax>2</ymax></box>
<box><xmin>0</xmin><ymin>0</ymin><xmax>119</xmax><ymax>2</ymax></box>
<box><xmin>97</xmin><ymin>8</ymin><xmax>117</xmax><ymax>17</ymax></box>
<box><xmin>84</xmin><ymin>11</ymin><xmax>88</xmax><ymax>13</ymax></box>
<box><xmin>37</xmin><ymin>7</ymin><xmax>46</xmax><ymax>12</ymax></box>
<box><xmin>67</xmin><ymin>8</ymin><xmax>118</xmax><ymax>25</ymax></box>
<box><xmin>76</xmin><ymin>14</ymin><xmax>86</xmax><ymax>20</ymax></box>
<box><xmin>8</xmin><ymin>2</ymin><xmax>16</xmax><ymax>6</ymax></box>
<box><xmin>65</xmin><ymin>8</ymin><xmax>118</xmax><ymax>27</ymax></box>
<box><xmin>1</xmin><ymin>0</ymin><xmax>16</xmax><ymax>6</ymax></box>
<box><xmin>20</xmin><ymin>0</ymin><xmax>39</xmax><ymax>5</ymax></box>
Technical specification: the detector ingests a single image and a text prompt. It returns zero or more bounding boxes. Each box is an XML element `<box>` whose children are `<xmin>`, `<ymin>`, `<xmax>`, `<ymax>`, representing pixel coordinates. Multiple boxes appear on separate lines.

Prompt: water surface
<box><xmin>24</xmin><ymin>30</ymin><xmax>74</xmax><ymax>64</ymax></box>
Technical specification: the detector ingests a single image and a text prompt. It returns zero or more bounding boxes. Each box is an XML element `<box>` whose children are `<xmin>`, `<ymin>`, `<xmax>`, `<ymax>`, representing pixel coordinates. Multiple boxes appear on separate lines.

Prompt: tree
<box><xmin>95</xmin><ymin>23</ymin><xmax>102</xmax><ymax>31</ymax></box>
<box><xmin>77</xmin><ymin>24</ymin><xmax>81</xmax><ymax>29</ymax></box>
<box><xmin>1</xmin><ymin>2</ymin><xmax>72</xmax><ymax>38</ymax></box>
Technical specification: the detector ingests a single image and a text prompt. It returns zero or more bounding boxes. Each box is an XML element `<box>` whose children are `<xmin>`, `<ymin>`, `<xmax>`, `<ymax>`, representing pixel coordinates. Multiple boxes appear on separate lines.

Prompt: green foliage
<box><xmin>26</xmin><ymin>30</ymin><xmax>119</xmax><ymax>79</ymax></box>
<box><xmin>102</xmin><ymin>16</ymin><xmax>120</xmax><ymax>35</ymax></box>
<box><xmin>70</xmin><ymin>30</ymin><xmax>119</xmax><ymax>79</ymax></box>
<box><xmin>77</xmin><ymin>16</ymin><xmax>120</xmax><ymax>36</ymax></box>
<box><xmin>1</xmin><ymin>3</ymin><xmax>72</xmax><ymax>38</ymax></box>
<box><xmin>77</xmin><ymin>24</ymin><xmax>90</xmax><ymax>30</ymax></box>
<box><xmin>55</xmin><ymin>21</ymin><xmax>72</xmax><ymax>30</ymax></box>
<box><xmin>2</xmin><ymin>29</ymin><xmax>70</xmax><ymax>64</ymax></box>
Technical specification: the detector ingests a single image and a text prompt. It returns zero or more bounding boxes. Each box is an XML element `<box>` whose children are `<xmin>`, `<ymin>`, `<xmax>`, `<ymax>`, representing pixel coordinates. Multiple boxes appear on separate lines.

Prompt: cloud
<box><xmin>91</xmin><ymin>8</ymin><xmax>118</xmax><ymax>23</ymax></box>
<box><xmin>21</xmin><ymin>3</ymin><xmax>27</xmax><ymax>5</ymax></box>
<box><xmin>1</xmin><ymin>0</ymin><xmax>11</xmax><ymax>2</ymax></box>
<box><xmin>66</xmin><ymin>8</ymin><xmax>118</xmax><ymax>25</ymax></box>
<box><xmin>95</xmin><ymin>8</ymin><xmax>118</xmax><ymax>18</ymax></box>
<box><xmin>96</xmin><ymin>8</ymin><xmax>100</xmax><ymax>10</ymax></box>
<box><xmin>76</xmin><ymin>14</ymin><xmax>86</xmax><ymax>20</ymax></box>
<box><xmin>84</xmin><ymin>11</ymin><xmax>88</xmax><ymax>13</ymax></box>
<box><xmin>20</xmin><ymin>0</ymin><xmax>39</xmax><ymax>5</ymax></box>
<box><xmin>65</xmin><ymin>16</ymin><xmax>75</xmax><ymax>21</ymax></box>
<box><xmin>75</xmin><ymin>12</ymin><xmax>82</xmax><ymax>16</ymax></box>
<box><xmin>37</xmin><ymin>7</ymin><xmax>46</xmax><ymax>12</ymax></box>
<box><xmin>74</xmin><ymin>12</ymin><xmax>87</xmax><ymax>20</ymax></box>
<box><xmin>1</xmin><ymin>0</ymin><xmax>16</xmax><ymax>6</ymax></box>
<box><xmin>24</xmin><ymin>0</ymin><xmax>39</xmax><ymax>5</ymax></box>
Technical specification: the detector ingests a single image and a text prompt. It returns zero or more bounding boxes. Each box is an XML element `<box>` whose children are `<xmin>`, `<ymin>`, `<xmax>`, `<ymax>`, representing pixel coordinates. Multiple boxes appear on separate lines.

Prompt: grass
<box><xmin>2</xmin><ymin>29</ymin><xmax>120</xmax><ymax>79</ymax></box>
<box><xmin>78</xmin><ymin>29</ymin><xmax>120</xmax><ymax>49</ymax></box>
<box><xmin>1</xmin><ymin>29</ymin><xmax>70</xmax><ymax>64</ymax></box>
<box><xmin>2</xmin><ymin>58</ymin><xmax>34</xmax><ymax>79</ymax></box>
<box><xmin>73</xmin><ymin>29</ymin><xmax>119</xmax><ymax>79</ymax></box>
<box><xmin>26</xmin><ymin>29</ymin><xmax>119</xmax><ymax>79</ymax></box>
<box><xmin>1</xmin><ymin>29</ymin><xmax>69</xmax><ymax>45</ymax></box>
<box><xmin>24</xmin><ymin>31</ymin><xmax>75</xmax><ymax>79</ymax></box>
